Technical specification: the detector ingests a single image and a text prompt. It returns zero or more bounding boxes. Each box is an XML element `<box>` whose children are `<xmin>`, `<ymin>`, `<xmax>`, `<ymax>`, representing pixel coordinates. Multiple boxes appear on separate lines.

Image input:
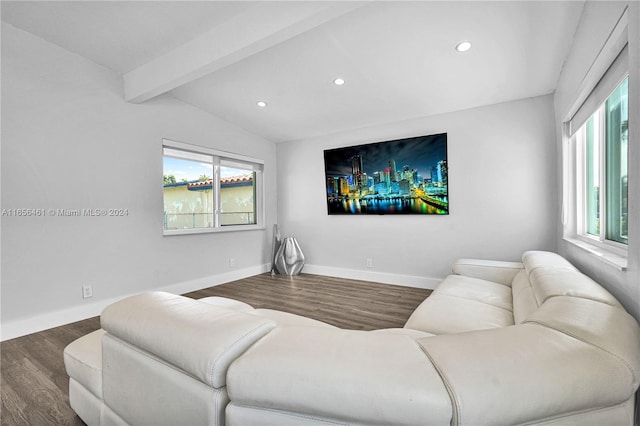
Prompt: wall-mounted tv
<box><xmin>323</xmin><ymin>133</ymin><xmax>448</xmax><ymax>215</ymax></box>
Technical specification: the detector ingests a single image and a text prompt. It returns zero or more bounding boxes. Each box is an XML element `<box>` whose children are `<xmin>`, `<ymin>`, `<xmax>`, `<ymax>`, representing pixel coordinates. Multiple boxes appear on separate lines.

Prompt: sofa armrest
<box><xmin>101</xmin><ymin>292</ymin><xmax>276</xmax><ymax>388</ymax></box>
<box><xmin>227</xmin><ymin>327</ymin><xmax>452</xmax><ymax>425</ymax></box>
<box><xmin>452</xmin><ymin>258</ymin><xmax>523</xmax><ymax>285</ymax></box>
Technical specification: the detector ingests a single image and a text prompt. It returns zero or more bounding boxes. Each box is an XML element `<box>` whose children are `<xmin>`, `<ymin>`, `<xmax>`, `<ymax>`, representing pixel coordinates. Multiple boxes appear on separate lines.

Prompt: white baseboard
<box><xmin>301</xmin><ymin>264</ymin><xmax>442</xmax><ymax>290</ymax></box>
<box><xmin>0</xmin><ymin>264</ymin><xmax>270</xmax><ymax>341</ymax></box>
<box><xmin>1</xmin><ymin>263</ymin><xmax>437</xmax><ymax>341</ymax></box>
<box><xmin>156</xmin><ymin>264</ymin><xmax>270</xmax><ymax>295</ymax></box>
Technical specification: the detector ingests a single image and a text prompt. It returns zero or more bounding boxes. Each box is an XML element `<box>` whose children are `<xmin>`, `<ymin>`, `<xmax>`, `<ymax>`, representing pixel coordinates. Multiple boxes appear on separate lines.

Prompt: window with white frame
<box><xmin>576</xmin><ymin>77</ymin><xmax>628</xmax><ymax>245</ymax></box>
<box><xmin>162</xmin><ymin>139</ymin><xmax>264</xmax><ymax>235</ymax></box>
<box><xmin>566</xmin><ymin>31</ymin><xmax>629</xmax><ymax>258</ymax></box>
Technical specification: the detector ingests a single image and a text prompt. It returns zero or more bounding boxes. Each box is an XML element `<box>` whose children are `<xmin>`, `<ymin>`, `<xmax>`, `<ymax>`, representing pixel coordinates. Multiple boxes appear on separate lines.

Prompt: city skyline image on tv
<box><xmin>323</xmin><ymin>133</ymin><xmax>448</xmax><ymax>215</ymax></box>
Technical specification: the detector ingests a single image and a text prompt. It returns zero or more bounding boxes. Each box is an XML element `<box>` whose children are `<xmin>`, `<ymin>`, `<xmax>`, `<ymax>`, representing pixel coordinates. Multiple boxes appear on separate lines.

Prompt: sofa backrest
<box><xmin>101</xmin><ymin>291</ymin><xmax>276</xmax><ymax>389</ymax></box>
<box><xmin>417</xmin><ymin>251</ymin><xmax>640</xmax><ymax>425</ymax></box>
<box><xmin>100</xmin><ymin>292</ymin><xmax>277</xmax><ymax>426</ymax></box>
<box><xmin>451</xmin><ymin>258</ymin><xmax>524</xmax><ymax>285</ymax></box>
<box><xmin>511</xmin><ymin>250</ymin><xmax>622</xmax><ymax>324</ymax></box>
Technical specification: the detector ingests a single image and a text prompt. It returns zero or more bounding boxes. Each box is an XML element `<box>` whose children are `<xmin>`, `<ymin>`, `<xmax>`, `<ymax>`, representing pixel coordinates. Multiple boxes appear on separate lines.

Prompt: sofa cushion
<box><xmin>404</xmin><ymin>275</ymin><xmax>514</xmax><ymax>334</ymax></box>
<box><xmin>405</xmin><ymin>294</ymin><xmax>514</xmax><ymax>334</ymax></box>
<box><xmin>524</xmin><ymin>296</ymin><xmax>640</xmax><ymax>389</ymax></box>
<box><xmin>227</xmin><ymin>326</ymin><xmax>452</xmax><ymax>425</ymax></box>
<box><xmin>417</xmin><ymin>323</ymin><xmax>638</xmax><ymax>425</ymax></box>
<box><xmin>64</xmin><ymin>329</ymin><xmax>105</xmax><ymax>399</ymax></box>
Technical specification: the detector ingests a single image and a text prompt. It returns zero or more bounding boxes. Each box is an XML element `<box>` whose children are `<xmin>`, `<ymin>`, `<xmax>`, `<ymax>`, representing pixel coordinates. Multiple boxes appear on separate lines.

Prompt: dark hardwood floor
<box><xmin>1</xmin><ymin>273</ymin><xmax>431</xmax><ymax>425</ymax></box>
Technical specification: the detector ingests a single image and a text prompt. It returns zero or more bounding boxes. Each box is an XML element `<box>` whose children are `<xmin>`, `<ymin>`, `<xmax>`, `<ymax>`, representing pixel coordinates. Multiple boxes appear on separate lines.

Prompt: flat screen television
<box><xmin>323</xmin><ymin>133</ymin><xmax>448</xmax><ymax>215</ymax></box>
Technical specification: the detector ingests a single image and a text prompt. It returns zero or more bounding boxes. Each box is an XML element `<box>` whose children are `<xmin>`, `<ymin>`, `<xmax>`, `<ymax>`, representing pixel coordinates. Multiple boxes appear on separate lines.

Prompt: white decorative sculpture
<box><xmin>274</xmin><ymin>236</ymin><xmax>305</xmax><ymax>276</ymax></box>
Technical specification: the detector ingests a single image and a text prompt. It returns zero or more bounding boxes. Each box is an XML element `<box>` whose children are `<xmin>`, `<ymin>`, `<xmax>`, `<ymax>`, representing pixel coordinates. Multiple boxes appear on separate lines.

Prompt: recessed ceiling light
<box><xmin>333</xmin><ymin>78</ymin><xmax>345</xmax><ymax>86</ymax></box>
<box><xmin>455</xmin><ymin>41</ymin><xmax>472</xmax><ymax>52</ymax></box>
<box><xmin>256</xmin><ymin>101</ymin><xmax>267</xmax><ymax>107</ymax></box>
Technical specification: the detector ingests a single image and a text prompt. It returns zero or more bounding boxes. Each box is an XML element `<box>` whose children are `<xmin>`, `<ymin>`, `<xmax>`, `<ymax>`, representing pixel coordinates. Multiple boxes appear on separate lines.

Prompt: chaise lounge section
<box><xmin>64</xmin><ymin>251</ymin><xmax>640</xmax><ymax>425</ymax></box>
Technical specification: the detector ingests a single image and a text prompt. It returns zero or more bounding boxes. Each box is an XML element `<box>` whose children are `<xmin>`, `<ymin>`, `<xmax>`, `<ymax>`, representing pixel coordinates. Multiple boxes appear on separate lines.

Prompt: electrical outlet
<box><xmin>229</xmin><ymin>258</ymin><xmax>236</xmax><ymax>268</ymax></box>
<box><xmin>82</xmin><ymin>285</ymin><xmax>93</xmax><ymax>299</ymax></box>
<box><xmin>366</xmin><ymin>258</ymin><xmax>373</xmax><ymax>268</ymax></box>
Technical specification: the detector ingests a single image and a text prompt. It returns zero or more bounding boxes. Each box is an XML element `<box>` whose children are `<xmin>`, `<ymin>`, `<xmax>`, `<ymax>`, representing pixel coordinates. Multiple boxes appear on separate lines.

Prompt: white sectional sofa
<box><xmin>64</xmin><ymin>251</ymin><xmax>640</xmax><ymax>425</ymax></box>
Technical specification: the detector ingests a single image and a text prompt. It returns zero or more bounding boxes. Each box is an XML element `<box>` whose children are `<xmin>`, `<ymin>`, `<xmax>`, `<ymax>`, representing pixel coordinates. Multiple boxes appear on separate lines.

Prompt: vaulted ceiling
<box><xmin>2</xmin><ymin>1</ymin><xmax>584</xmax><ymax>143</ymax></box>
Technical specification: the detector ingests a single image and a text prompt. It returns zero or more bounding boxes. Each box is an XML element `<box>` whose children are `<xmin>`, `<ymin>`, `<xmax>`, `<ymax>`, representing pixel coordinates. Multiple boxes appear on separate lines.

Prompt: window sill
<box><xmin>164</xmin><ymin>224</ymin><xmax>265</xmax><ymax>236</ymax></box>
<box><xmin>563</xmin><ymin>236</ymin><xmax>628</xmax><ymax>271</ymax></box>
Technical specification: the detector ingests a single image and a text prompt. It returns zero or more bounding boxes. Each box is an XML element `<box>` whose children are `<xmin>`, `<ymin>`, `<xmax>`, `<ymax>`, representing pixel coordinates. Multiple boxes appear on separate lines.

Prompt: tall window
<box><xmin>162</xmin><ymin>140</ymin><xmax>264</xmax><ymax>235</ymax></box>
<box><xmin>563</xmin><ymin>10</ymin><xmax>629</xmax><ymax>270</ymax></box>
<box><xmin>576</xmin><ymin>76</ymin><xmax>628</xmax><ymax>246</ymax></box>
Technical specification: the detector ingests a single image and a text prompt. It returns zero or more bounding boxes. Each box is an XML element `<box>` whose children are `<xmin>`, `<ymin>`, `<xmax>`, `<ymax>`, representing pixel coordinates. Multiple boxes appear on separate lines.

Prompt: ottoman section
<box><xmin>64</xmin><ymin>329</ymin><xmax>105</xmax><ymax>425</ymax></box>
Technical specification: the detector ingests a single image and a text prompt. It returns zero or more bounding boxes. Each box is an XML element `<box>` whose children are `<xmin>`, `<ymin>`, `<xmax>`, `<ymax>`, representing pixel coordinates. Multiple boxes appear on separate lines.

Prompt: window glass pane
<box><xmin>584</xmin><ymin>116</ymin><xmax>599</xmax><ymax>236</ymax></box>
<box><xmin>163</xmin><ymin>155</ymin><xmax>214</xmax><ymax>230</ymax></box>
<box><xmin>605</xmin><ymin>77</ymin><xmax>628</xmax><ymax>244</ymax></box>
<box><xmin>219</xmin><ymin>165</ymin><xmax>256</xmax><ymax>226</ymax></box>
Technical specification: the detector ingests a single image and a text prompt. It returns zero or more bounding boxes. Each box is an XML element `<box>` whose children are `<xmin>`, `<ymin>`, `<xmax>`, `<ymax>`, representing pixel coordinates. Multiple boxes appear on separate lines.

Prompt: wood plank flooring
<box><xmin>1</xmin><ymin>317</ymin><xmax>100</xmax><ymax>426</ymax></box>
<box><xmin>1</xmin><ymin>273</ymin><xmax>431</xmax><ymax>425</ymax></box>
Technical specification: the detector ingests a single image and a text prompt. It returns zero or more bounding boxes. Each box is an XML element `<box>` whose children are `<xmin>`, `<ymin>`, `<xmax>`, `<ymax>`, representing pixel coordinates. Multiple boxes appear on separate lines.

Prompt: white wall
<box><xmin>554</xmin><ymin>1</ymin><xmax>640</xmax><ymax>320</ymax></box>
<box><xmin>1</xmin><ymin>23</ymin><xmax>277</xmax><ymax>339</ymax></box>
<box><xmin>277</xmin><ymin>95</ymin><xmax>558</xmax><ymax>288</ymax></box>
